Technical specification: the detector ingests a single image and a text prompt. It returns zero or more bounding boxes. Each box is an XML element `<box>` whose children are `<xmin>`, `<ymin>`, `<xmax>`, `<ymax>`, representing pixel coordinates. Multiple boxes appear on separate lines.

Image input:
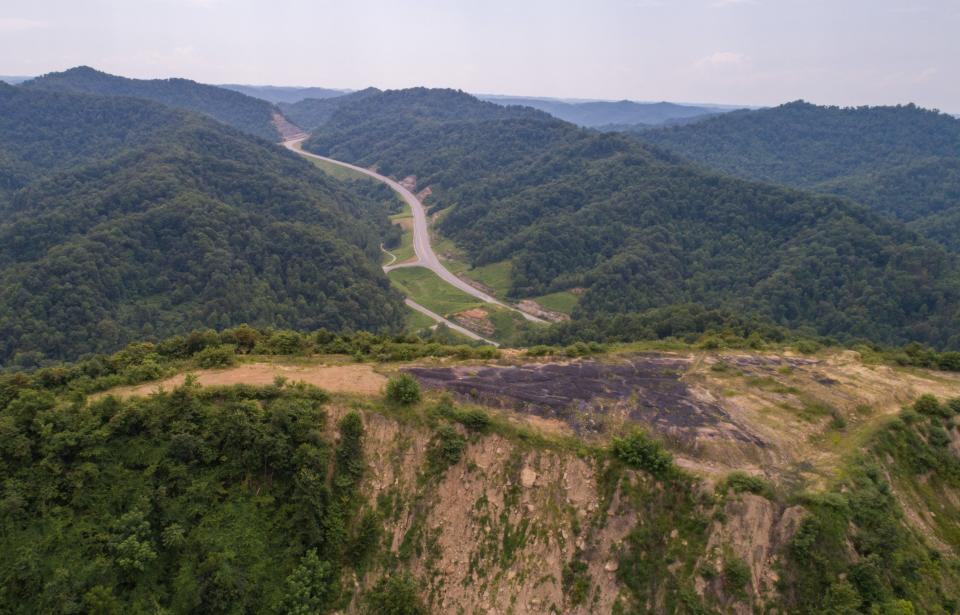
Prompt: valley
<box><xmin>2</xmin><ymin>38</ymin><xmax>960</xmax><ymax>613</ymax></box>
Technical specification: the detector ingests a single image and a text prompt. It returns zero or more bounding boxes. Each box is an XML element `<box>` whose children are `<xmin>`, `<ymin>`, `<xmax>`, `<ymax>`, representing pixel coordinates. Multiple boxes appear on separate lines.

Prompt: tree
<box><xmin>281</xmin><ymin>549</ymin><xmax>340</xmax><ymax>615</ymax></box>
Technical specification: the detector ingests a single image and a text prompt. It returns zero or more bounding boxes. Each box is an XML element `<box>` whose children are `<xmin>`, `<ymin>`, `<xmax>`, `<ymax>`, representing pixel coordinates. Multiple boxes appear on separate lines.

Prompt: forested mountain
<box><xmin>305</xmin><ymin>89</ymin><xmax>960</xmax><ymax>349</ymax></box>
<box><xmin>638</xmin><ymin>101</ymin><xmax>960</xmax><ymax>250</ymax></box>
<box><xmin>479</xmin><ymin>95</ymin><xmax>728</xmax><ymax>127</ymax></box>
<box><xmin>220</xmin><ymin>83</ymin><xmax>348</xmax><ymax>104</ymax></box>
<box><xmin>279</xmin><ymin>88</ymin><xmax>382</xmax><ymax>131</ymax></box>
<box><xmin>0</xmin><ymin>85</ymin><xmax>405</xmax><ymax>366</ymax></box>
<box><xmin>23</xmin><ymin>66</ymin><xmax>284</xmax><ymax>141</ymax></box>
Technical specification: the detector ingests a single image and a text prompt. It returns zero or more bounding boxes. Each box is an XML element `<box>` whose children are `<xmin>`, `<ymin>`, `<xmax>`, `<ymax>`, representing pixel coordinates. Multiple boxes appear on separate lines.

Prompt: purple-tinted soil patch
<box><xmin>403</xmin><ymin>355</ymin><xmax>764</xmax><ymax>447</ymax></box>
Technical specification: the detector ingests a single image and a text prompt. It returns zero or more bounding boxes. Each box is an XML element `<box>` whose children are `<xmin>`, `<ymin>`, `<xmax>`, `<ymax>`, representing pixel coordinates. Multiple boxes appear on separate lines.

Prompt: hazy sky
<box><xmin>2</xmin><ymin>0</ymin><xmax>959</xmax><ymax>111</ymax></box>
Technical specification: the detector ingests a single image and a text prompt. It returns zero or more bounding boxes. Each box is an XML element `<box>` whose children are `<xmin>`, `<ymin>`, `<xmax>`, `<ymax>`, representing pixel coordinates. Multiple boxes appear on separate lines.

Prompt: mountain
<box><xmin>305</xmin><ymin>88</ymin><xmax>960</xmax><ymax>349</ymax></box>
<box><xmin>278</xmin><ymin>88</ymin><xmax>382</xmax><ymax>131</ymax></box>
<box><xmin>638</xmin><ymin>101</ymin><xmax>960</xmax><ymax>250</ymax></box>
<box><xmin>0</xmin><ymin>84</ymin><xmax>404</xmax><ymax>366</ymax></box>
<box><xmin>22</xmin><ymin>66</ymin><xmax>284</xmax><ymax>141</ymax></box>
<box><xmin>0</xmin><ymin>75</ymin><xmax>31</xmax><ymax>85</ymax></box>
<box><xmin>479</xmin><ymin>95</ymin><xmax>730</xmax><ymax>127</ymax></box>
<box><xmin>220</xmin><ymin>83</ymin><xmax>350</xmax><ymax>104</ymax></box>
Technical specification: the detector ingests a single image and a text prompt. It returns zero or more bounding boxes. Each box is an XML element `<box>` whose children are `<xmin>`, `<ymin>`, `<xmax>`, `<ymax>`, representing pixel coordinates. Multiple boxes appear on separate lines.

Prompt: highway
<box><xmin>283</xmin><ymin>138</ymin><xmax>545</xmax><ymax>324</ymax></box>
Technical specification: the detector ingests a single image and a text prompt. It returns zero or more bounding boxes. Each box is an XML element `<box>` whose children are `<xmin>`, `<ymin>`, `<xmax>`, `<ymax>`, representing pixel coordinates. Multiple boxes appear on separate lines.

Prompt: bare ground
<box><xmin>95</xmin><ymin>362</ymin><xmax>387</xmax><ymax>399</ymax></box>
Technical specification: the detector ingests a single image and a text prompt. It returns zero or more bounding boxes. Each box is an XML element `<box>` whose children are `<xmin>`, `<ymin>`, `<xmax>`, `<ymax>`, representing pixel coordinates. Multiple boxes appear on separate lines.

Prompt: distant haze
<box><xmin>1</xmin><ymin>0</ymin><xmax>958</xmax><ymax>112</ymax></box>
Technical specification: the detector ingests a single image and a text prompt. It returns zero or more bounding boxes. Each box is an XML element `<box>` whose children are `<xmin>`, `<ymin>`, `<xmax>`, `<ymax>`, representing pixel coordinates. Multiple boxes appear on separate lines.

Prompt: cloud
<box><xmin>696</xmin><ymin>51</ymin><xmax>749</xmax><ymax>68</ymax></box>
<box><xmin>0</xmin><ymin>18</ymin><xmax>47</xmax><ymax>31</ymax></box>
<box><xmin>711</xmin><ymin>0</ymin><xmax>758</xmax><ymax>7</ymax></box>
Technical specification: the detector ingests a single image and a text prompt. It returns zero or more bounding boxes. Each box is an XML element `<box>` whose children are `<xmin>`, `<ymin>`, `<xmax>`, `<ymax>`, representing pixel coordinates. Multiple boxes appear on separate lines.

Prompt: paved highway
<box><xmin>283</xmin><ymin>138</ymin><xmax>546</xmax><ymax>329</ymax></box>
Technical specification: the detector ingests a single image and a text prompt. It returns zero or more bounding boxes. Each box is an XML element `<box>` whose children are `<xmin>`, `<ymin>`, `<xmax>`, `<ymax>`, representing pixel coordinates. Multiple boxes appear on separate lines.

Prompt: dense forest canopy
<box><xmin>637</xmin><ymin>101</ymin><xmax>960</xmax><ymax>251</ymax></box>
<box><xmin>23</xmin><ymin>66</ymin><xmax>285</xmax><ymax>141</ymax></box>
<box><xmin>305</xmin><ymin>89</ymin><xmax>960</xmax><ymax>349</ymax></box>
<box><xmin>0</xmin><ymin>86</ymin><xmax>405</xmax><ymax>367</ymax></box>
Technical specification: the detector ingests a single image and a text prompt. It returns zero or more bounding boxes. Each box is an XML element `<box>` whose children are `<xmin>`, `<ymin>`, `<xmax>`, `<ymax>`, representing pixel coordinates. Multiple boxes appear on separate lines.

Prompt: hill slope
<box><xmin>3</xmin><ymin>334</ymin><xmax>960</xmax><ymax>613</ymax></box>
<box><xmin>305</xmin><ymin>89</ymin><xmax>960</xmax><ymax>349</ymax></box>
<box><xmin>638</xmin><ymin>101</ymin><xmax>960</xmax><ymax>250</ymax></box>
<box><xmin>23</xmin><ymin>66</ymin><xmax>284</xmax><ymax>141</ymax></box>
<box><xmin>0</xmin><ymin>85</ymin><xmax>404</xmax><ymax>366</ymax></box>
<box><xmin>279</xmin><ymin>88</ymin><xmax>382</xmax><ymax>131</ymax></box>
<box><xmin>479</xmin><ymin>95</ymin><xmax>727</xmax><ymax>127</ymax></box>
<box><xmin>220</xmin><ymin>83</ymin><xmax>348</xmax><ymax>104</ymax></box>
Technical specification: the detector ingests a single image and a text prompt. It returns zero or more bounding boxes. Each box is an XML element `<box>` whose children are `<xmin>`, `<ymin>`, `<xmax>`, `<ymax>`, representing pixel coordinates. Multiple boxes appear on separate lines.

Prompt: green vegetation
<box><xmin>531</xmin><ymin>290</ymin><xmax>579</xmax><ymax>315</ymax></box>
<box><xmin>361</xmin><ymin>572</ymin><xmax>428</xmax><ymax>615</ymax></box>
<box><xmin>0</xmin><ymin>85</ymin><xmax>405</xmax><ymax>366</ymax></box>
<box><xmin>462</xmin><ymin>260</ymin><xmax>513</xmax><ymax>297</ymax></box>
<box><xmin>0</xmin><ymin>377</ymin><xmax>374</xmax><ymax>612</ymax></box>
<box><xmin>639</xmin><ymin>101</ymin><xmax>960</xmax><ymax>252</ymax></box>
<box><xmin>24</xmin><ymin>66</ymin><xmax>282</xmax><ymax>140</ymax></box>
<box><xmin>306</xmin><ymin>155</ymin><xmax>372</xmax><ymax>182</ymax></box>
<box><xmin>386</xmin><ymin>373</ymin><xmax>422</xmax><ymax>405</ymax></box>
<box><xmin>610</xmin><ymin>429</ymin><xmax>675</xmax><ymax>480</ymax></box>
<box><xmin>387</xmin><ymin>267</ymin><xmax>482</xmax><ymax>316</ymax></box>
<box><xmin>305</xmin><ymin>88</ymin><xmax>960</xmax><ymax>349</ymax></box>
<box><xmin>279</xmin><ymin>88</ymin><xmax>382</xmax><ymax>132</ymax></box>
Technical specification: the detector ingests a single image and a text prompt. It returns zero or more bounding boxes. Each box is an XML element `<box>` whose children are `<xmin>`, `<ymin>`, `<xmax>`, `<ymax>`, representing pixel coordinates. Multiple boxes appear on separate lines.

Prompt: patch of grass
<box><xmin>404</xmin><ymin>306</ymin><xmax>437</xmax><ymax>331</ymax></box>
<box><xmin>464</xmin><ymin>260</ymin><xmax>513</xmax><ymax>297</ymax></box>
<box><xmin>387</xmin><ymin>267</ymin><xmax>482</xmax><ymax>317</ymax></box>
<box><xmin>385</xmin><ymin>220</ymin><xmax>415</xmax><ymax>263</ymax></box>
<box><xmin>531</xmin><ymin>290</ymin><xmax>579</xmax><ymax>315</ymax></box>
<box><xmin>306</xmin><ymin>156</ymin><xmax>371</xmax><ymax>182</ymax></box>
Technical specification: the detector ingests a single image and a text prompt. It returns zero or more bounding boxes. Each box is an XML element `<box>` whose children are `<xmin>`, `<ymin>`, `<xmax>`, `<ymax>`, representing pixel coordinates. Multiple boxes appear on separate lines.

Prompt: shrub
<box><xmin>425</xmin><ymin>425</ymin><xmax>466</xmax><ymax>476</ymax></box>
<box><xmin>913</xmin><ymin>394</ymin><xmax>942</xmax><ymax>416</ymax></box>
<box><xmin>193</xmin><ymin>345</ymin><xmax>237</xmax><ymax>369</ymax></box>
<box><xmin>610</xmin><ymin>430</ymin><xmax>674</xmax><ymax>479</ymax></box>
<box><xmin>723</xmin><ymin>472</ymin><xmax>773</xmax><ymax>498</ymax></box>
<box><xmin>459</xmin><ymin>409</ymin><xmax>492</xmax><ymax>433</ymax></box>
<box><xmin>723</xmin><ymin>557</ymin><xmax>751</xmax><ymax>598</ymax></box>
<box><xmin>362</xmin><ymin>573</ymin><xmax>427</xmax><ymax>615</ymax></box>
<box><xmin>386</xmin><ymin>374</ymin><xmax>421</xmax><ymax>405</ymax></box>
<box><xmin>562</xmin><ymin>559</ymin><xmax>591</xmax><ymax>607</ymax></box>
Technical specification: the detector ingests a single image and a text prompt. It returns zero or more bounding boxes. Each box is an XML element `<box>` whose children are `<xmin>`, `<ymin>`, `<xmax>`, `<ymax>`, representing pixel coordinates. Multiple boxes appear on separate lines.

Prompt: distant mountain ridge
<box><xmin>279</xmin><ymin>87</ymin><xmax>382</xmax><ymax>131</ymax></box>
<box><xmin>479</xmin><ymin>95</ymin><xmax>734</xmax><ymax>127</ymax></box>
<box><xmin>23</xmin><ymin>66</ymin><xmax>285</xmax><ymax>141</ymax></box>
<box><xmin>638</xmin><ymin>100</ymin><xmax>960</xmax><ymax>250</ymax></box>
<box><xmin>220</xmin><ymin>83</ymin><xmax>350</xmax><ymax>104</ymax></box>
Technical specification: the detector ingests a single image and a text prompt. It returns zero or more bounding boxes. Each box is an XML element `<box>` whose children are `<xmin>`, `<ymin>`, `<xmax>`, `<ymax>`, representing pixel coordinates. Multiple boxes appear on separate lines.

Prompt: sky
<box><xmin>2</xmin><ymin>0</ymin><xmax>959</xmax><ymax>112</ymax></box>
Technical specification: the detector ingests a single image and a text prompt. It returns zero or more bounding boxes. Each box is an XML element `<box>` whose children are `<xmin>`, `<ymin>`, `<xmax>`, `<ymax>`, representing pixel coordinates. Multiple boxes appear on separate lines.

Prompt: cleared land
<box><xmin>97</xmin><ymin>362</ymin><xmax>387</xmax><ymax>399</ymax></box>
<box><xmin>388</xmin><ymin>267</ymin><xmax>483</xmax><ymax>317</ymax></box>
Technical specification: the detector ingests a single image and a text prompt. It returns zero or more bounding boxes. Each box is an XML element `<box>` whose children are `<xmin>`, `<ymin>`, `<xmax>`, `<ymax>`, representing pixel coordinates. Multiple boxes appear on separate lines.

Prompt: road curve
<box><xmin>403</xmin><ymin>299</ymin><xmax>499</xmax><ymax>346</ymax></box>
<box><xmin>283</xmin><ymin>137</ymin><xmax>546</xmax><ymax>325</ymax></box>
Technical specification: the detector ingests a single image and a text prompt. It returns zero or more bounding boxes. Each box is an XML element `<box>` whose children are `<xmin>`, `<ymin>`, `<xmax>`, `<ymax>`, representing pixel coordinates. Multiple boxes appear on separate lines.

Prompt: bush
<box><xmin>425</xmin><ymin>425</ymin><xmax>466</xmax><ymax>476</ymax></box>
<box><xmin>723</xmin><ymin>472</ymin><xmax>773</xmax><ymax>498</ymax></box>
<box><xmin>193</xmin><ymin>345</ymin><xmax>237</xmax><ymax>369</ymax></box>
<box><xmin>385</xmin><ymin>374</ymin><xmax>421</xmax><ymax>405</ymax></box>
<box><xmin>459</xmin><ymin>409</ymin><xmax>492</xmax><ymax>433</ymax></box>
<box><xmin>723</xmin><ymin>557</ymin><xmax>751</xmax><ymax>597</ymax></box>
<box><xmin>611</xmin><ymin>430</ymin><xmax>674</xmax><ymax>479</ymax></box>
<box><xmin>913</xmin><ymin>394</ymin><xmax>943</xmax><ymax>416</ymax></box>
<box><xmin>362</xmin><ymin>573</ymin><xmax>427</xmax><ymax>615</ymax></box>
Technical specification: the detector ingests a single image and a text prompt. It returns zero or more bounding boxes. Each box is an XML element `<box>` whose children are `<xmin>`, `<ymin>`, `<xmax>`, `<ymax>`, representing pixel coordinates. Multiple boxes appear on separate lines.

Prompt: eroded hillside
<box><xmin>13</xmin><ymin>343</ymin><xmax>956</xmax><ymax>613</ymax></box>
